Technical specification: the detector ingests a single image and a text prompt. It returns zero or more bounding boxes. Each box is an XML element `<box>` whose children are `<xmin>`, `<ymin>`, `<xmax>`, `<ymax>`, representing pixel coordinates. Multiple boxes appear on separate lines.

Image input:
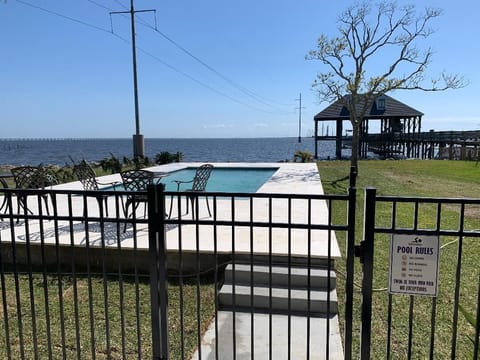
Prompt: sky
<box><xmin>1</xmin><ymin>0</ymin><xmax>479</xmax><ymax>139</ymax></box>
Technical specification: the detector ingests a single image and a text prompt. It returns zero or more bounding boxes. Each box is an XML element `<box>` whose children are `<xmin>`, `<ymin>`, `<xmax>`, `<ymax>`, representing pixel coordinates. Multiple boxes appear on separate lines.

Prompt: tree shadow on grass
<box><xmin>326</xmin><ymin>174</ymin><xmax>350</xmax><ymax>192</ymax></box>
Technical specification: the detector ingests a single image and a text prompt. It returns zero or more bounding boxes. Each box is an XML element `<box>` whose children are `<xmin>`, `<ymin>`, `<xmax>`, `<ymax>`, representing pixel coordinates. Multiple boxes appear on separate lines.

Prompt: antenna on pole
<box><xmin>295</xmin><ymin>93</ymin><xmax>306</xmax><ymax>143</ymax></box>
<box><xmin>111</xmin><ymin>0</ymin><xmax>155</xmax><ymax>159</ymax></box>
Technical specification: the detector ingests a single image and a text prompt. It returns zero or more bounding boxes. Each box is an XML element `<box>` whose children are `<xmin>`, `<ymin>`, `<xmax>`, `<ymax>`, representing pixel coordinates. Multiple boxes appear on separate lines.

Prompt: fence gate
<box><xmin>354</xmin><ymin>188</ymin><xmax>480</xmax><ymax>359</ymax></box>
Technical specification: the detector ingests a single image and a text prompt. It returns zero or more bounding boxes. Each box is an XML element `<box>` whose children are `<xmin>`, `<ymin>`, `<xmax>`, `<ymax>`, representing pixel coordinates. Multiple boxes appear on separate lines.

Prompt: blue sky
<box><xmin>1</xmin><ymin>0</ymin><xmax>479</xmax><ymax>139</ymax></box>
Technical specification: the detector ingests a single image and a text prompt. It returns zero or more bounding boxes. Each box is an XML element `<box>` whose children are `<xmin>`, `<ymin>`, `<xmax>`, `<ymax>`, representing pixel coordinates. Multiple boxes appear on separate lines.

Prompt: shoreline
<box><xmin>0</xmin><ymin>138</ymin><xmax>330</xmax><ymax>167</ymax></box>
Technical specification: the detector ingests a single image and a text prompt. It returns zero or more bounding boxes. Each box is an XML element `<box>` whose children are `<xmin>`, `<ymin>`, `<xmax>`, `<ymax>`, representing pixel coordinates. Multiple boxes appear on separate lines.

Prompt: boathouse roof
<box><xmin>314</xmin><ymin>94</ymin><xmax>423</xmax><ymax>121</ymax></box>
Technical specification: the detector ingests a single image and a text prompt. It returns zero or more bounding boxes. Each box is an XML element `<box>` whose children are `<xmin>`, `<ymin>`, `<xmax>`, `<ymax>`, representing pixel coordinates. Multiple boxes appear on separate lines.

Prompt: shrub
<box><xmin>155</xmin><ymin>151</ymin><xmax>184</xmax><ymax>165</ymax></box>
<box><xmin>99</xmin><ymin>153</ymin><xmax>122</xmax><ymax>174</ymax></box>
<box><xmin>294</xmin><ymin>150</ymin><xmax>313</xmax><ymax>162</ymax></box>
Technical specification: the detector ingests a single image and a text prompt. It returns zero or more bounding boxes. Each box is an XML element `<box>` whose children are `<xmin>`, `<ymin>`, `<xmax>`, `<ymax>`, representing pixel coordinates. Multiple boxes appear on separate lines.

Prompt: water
<box><xmin>161</xmin><ymin>167</ymin><xmax>278</xmax><ymax>192</ymax></box>
<box><xmin>0</xmin><ymin>138</ymin><xmax>335</xmax><ymax>166</ymax></box>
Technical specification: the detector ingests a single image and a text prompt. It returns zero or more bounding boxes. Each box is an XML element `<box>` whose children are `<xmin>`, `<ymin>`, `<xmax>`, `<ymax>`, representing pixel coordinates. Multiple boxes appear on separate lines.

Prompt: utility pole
<box><xmin>111</xmin><ymin>1</ymin><xmax>155</xmax><ymax>159</ymax></box>
<box><xmin>295</xmin><ymin>93</ymin><xmax>305</xmax><ymax>143</ymax></box>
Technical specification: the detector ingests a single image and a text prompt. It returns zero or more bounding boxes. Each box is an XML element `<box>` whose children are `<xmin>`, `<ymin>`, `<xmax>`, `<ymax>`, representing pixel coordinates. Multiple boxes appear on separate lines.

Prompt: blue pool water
<box><xmin>160</xmin><ymin>167</ymin><xmax>278</xmax><ymax>192</ymax></box>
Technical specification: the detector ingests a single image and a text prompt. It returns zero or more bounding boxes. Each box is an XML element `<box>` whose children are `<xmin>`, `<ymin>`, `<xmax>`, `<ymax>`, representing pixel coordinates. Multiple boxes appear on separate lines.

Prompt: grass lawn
<box><xmin>0</xmin><ymin>164</ymin><xmax>218</xmax><ymax>359</ymax></box>
<box><xmin>3</xmin><ymin>159</ymin><xmax>480</xmax><ymax>358</ymax></box>
<box><xmin>0</xmin><ymin>273</ymin><xmax>215</xmax><ymax>359</ymax></box>
<box><xmin>318</xmin><ymin>160</ymin><xmax>480</xmax><ymax>358</ymax></box>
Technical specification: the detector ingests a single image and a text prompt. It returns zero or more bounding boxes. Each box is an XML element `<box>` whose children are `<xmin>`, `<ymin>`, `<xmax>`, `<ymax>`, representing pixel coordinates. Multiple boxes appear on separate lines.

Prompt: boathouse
<box><xmin>313</xmin><ymin>94</ymin><xmax>423</xmax><ymax>159</ymax></box>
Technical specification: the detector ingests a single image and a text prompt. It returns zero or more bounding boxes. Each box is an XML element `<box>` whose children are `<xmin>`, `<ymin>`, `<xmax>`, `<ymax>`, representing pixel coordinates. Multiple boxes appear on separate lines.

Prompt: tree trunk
<box><xmin>348</xmin><ymin>122</ymin><xmax>361</xmax><ymax>187</ymax></box>
<box><xmin>350</xmin><ymin>122</ymin><xmax>360</xmax><ymax>170</ymax></box>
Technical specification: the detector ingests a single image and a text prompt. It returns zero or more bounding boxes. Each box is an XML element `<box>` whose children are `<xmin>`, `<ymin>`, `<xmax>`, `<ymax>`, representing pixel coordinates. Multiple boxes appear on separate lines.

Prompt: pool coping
<box><xmin>53</xmin><ymin>162</ymin><xmax>325</xmax><ymax>196</ymax></box>
<box><xmin>2</xmin><ymin>162</ymin><xmax>341</xmax><ymax>260</ymax></box>
<box><xmin>151</xmin><ymin>163</ymin><xmax>340</xmax><ymax>259</ymax></box>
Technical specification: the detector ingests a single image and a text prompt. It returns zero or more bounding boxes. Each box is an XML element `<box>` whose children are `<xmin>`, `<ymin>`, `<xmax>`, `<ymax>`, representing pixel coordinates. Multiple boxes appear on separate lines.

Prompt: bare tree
<box><xmin>306</xmin><ymin>1</ymin><xmax>466</xmax><ymax>176</ymax></box>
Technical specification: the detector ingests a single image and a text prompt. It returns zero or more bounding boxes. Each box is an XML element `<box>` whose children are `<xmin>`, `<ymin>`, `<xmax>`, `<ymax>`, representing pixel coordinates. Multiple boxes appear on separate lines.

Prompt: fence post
<box><xmin>357</xmin><ymin>187</ymin><xmax>376</xmax><ymax>360</ymax></box>
<box><xmin>343</xmin><ymin>186</ymin><xmax>357</xmax><ymax>360</ymax></box>
<box><xmin>148</xmin><ymin>184</ymin><xmax>169</xmax><ymax>360</ymax></box>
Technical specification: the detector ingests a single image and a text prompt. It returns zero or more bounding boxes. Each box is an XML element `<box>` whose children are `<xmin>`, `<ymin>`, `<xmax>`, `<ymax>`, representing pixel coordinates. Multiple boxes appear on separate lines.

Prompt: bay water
<box><xmin>0</xmin><ymin>137</ymin><xmax>335</xmax><ymax>166</ymax></box>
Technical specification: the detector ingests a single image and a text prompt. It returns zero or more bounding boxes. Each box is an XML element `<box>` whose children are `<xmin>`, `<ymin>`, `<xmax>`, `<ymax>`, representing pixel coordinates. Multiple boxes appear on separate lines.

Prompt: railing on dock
<box><xmin>328</xmin><ymin>129</ymin><xmax>480</xmax><ymax>160</ymax></box>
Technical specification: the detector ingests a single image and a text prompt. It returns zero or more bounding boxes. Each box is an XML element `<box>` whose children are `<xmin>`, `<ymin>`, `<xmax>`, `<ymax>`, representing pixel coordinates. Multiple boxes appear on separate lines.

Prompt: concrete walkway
<box><xmin>191</xmin><ymin>311</ymin><xmax>343</xmax><ymax>360</ymax></box>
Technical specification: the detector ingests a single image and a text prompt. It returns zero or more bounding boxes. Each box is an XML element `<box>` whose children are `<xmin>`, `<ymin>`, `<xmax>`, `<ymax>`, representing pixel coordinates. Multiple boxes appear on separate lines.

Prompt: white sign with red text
<box><xmin>389</xmin><ymin>234</ymin><xmax>440</xmax><ymax>297</ymax></box>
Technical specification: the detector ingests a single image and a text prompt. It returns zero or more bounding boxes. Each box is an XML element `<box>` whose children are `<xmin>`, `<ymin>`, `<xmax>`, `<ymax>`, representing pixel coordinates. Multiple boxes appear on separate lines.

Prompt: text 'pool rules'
<box><xmin>389</xmin><ymin>234</ymin><xmax>440</xmax><ymax>297</ymax></box>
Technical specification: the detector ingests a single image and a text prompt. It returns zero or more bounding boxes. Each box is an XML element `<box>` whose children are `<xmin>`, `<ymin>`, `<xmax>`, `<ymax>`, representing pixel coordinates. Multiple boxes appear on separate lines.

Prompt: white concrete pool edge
<box><xmin>2</xmin><ymin>162</ymin><xmax>341</xmax><ymax>259</ymax></box>
<box><xmin>155</xmin><ymin>163</ymin><xmax>340</xmax><ymax>259</ymax></box>
<box><xmin>150</xmin><ymin>162</ymin><xmax>327</xmax><ymax>196</ymax></box>
<box><xmin>52</xmin><ymin>162</ymin><xmax>325</xmax><ymax>195</ymax></box>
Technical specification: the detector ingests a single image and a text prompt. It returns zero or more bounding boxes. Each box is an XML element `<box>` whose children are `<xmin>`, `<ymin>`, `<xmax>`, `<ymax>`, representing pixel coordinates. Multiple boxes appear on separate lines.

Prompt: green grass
<box><xmin>3</xmin><ymin>159</ymin><xmax>480</xmax><ymax>358</ymax></box>
<box><xmin>318</xmin><ymin>159</ymin><xmax>480</xmax><ymax>358</ymax></box>
<box><xmin>0</xmin><ymin>164</ymin><xmax>218</xmax><ymax>359</ymax></box>
<box><xmin>0</xmin><ymin>273</ymin><xmax>215</xmax><ymax>359</ymax></box>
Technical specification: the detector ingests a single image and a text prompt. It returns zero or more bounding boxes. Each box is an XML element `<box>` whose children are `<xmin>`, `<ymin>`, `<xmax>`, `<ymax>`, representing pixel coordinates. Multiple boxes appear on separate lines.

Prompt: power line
<box><xmin>106</xmin><ymin>4</ymin><xmax>293</xmax><ymax>110</ymax></box>
<box><xmin>13</xmin><ymin>0</ymin><xmax>293</xmax><ymax>115</ymax></box>
<box><xmin>16</xmin><ymin>0</ymin><xmax>111</xmax><ymax>34</ymax></box>
<box><xmin>86</xmin><ymin>0</ymin><xmax>111</xmax><ymax>12</ymax></box>
<box><xmin>88</xmin><ymin>0</ymin><xmax>293</xmax><ymax>113</ymax></box>
<box><xmin>137</xmin><ymin>19</ymin><xmax>293</xmax><ymax>110</ymax></box>
<box><xmin>108</xmin><ymin>25</ymin><xmax>287</xmax><ymax>114</ymax></box>
<box><xmin>125</xmin><ymin>36</ymin><xmax>290</xmax><ymax>114</ymax></box>
<box><xmin>112</xmin><ymin>0</ymin><xmax>128</xmax><ymax>11</ymax></box>
<box><xmin>93</xmin><ymin>0</ymin><xmax>291</xmax><ymax>110</ymax></box>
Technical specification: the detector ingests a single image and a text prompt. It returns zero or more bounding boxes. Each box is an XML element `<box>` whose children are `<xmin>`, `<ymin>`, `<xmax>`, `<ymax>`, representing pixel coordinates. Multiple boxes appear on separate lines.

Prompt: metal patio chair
<box><xmin>0</xmin><ymin>175</ymin><xmax>9</xmax><ymax>219</ymax></box>
<box><xmin>73</xmin><ymin>160</ymin><xmax>119</xmax><ymax>218</ymax></box>
<box><xmin>120</xmin><ymin>169</ymin><xmax>154</xmax><ymax>231</ymax></box>
<box><xmin>169</xmin><ymin>164</ymin><xmax>213</xmax><ymax>219</ymax></box>
<box><xmin>11</xmin><ymin>166</ymin><xmax>57</xmax><ymax>220</ymax></box>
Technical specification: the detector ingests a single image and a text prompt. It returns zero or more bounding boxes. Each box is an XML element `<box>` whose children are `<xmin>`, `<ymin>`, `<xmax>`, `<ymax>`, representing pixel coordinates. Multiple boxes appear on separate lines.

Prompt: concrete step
<box><xmin>233</xmin><ymin>253</ymin><xmax>334</xmax><ymax>268</ymax></box>
<box><xmin>224</xmin><ymin>263</ymin><xmax>336</xmax><ymax>290</ymax></box>
<box><xmin>218</xmin><ymin>284</ymin><xmax>338</xmax><ymax>316</ymax></box>
<box><xmin>190</xmin><ymin>311</ymin><xmax>344</xmax><ymax>359</ymax></box>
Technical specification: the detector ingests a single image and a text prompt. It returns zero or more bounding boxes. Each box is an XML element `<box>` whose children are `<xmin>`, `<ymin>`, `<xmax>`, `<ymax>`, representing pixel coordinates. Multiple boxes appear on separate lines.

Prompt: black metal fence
<box><xmin>152</xmin><ymin>185</ymin><xmax>357</xmax><ymax>359</ymax></box>
<box><xmin>3</xmin><ymin>184</ymin><xmax>480</xmax><ymax>359</ymax></box>
<box><xmin>0</xmin><ymin>185</ymin><xmax>356</xmax><ymax>359</ymax></box>
<box><xmin>0</xmin><ymin>187</ymin><xmax>152</xmax><ymax>359</ymax></box>
<box><xmin>358</xmin><ymin>188</ymin><xmax>480</xmax><ymax>359</ymax></box>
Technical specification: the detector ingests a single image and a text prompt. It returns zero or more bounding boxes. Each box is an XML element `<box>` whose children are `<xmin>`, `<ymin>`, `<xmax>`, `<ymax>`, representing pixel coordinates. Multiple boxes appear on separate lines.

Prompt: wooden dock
<box><xmin>338</xmin><ymin>130</ymin><xmax>480</xmax><ymax>160</ymax></box>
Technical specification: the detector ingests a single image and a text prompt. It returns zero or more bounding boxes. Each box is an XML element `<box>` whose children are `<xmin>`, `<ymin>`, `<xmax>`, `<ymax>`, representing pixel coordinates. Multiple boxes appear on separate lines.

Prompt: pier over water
<box><xmin>314</xmin><ymin>94</ymin><xmax>479</xmax><ymax>160</ymax></box>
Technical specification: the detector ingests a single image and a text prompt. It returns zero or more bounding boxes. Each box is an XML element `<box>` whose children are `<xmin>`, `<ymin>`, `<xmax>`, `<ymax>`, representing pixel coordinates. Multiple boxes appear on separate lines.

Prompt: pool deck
<box><xmin>1</xmin><ymin>162</ymin><xmax>341</xmax><ymax>259</ymax></box>
<box><xmin>0</xmin><ymin>162</ymin><xmax>344</xmax><ymax>359</ymax></box>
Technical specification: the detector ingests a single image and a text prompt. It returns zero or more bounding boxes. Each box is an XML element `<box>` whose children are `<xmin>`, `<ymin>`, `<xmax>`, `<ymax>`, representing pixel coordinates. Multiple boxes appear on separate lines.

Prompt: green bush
<box><xmin>294</xmin><ymin>150</ymin><xmax>313</xmax><ymax>162</ymax></box>
<box><xmin>99</xmin><ymin>153</ymin><xmax>122</xmax><ymax>174</ymax></box>
<box><xmin>155</xmin><ymin>151</ymin><xmax>183</xmax><ymax>165</ymax></box>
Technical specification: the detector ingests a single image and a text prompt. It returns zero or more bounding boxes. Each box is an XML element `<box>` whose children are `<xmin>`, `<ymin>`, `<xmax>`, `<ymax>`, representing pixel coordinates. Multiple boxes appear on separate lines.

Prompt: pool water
<box><xmin>161</xmin><ymin>167</ymin><xmax>278</xmax><ymax>193</ymax></box>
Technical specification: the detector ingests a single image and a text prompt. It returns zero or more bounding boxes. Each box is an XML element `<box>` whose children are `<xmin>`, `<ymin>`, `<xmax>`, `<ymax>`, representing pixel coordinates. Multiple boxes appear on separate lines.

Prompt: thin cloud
<box><xmin>202</xmin><ymin>123</ymin><xmax>233</xmax><ymax>129</ymax></box>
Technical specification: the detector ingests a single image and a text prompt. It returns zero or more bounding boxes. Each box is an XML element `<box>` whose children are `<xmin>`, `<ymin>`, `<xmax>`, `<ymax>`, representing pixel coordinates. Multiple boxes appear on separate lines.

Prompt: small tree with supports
<box><xmin>306</xmin><ymin>1</ymin><xmax>466</xmax><ymax>186</ymax></box>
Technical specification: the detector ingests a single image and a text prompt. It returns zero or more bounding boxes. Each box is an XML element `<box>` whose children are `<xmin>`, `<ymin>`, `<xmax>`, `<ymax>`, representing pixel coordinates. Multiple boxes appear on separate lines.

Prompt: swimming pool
<box><xmin>103</xmin><ymin>167</ymin><xmax>279</xmax><ymax>193</ymax></box>
<box><xmin>160</xmin><ymin>167</ymin><xmax>278</xmax><ymax>192</ymax></box>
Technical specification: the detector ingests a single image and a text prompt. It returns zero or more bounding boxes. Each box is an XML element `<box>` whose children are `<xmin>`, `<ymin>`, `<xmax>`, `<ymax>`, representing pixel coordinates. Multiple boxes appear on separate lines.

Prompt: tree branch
<box><xmin>307</xmin><ymin>0</ymin><xmax>467</xmax><ymax>167</ymax></box>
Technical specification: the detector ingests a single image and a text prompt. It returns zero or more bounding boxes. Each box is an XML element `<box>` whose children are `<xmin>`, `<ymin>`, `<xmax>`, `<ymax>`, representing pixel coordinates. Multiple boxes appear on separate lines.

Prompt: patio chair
<box><xmin>11</xmin><ymin>166</ymin><xmax>57</xmax><ymax>219</ymax></box>
<box><xmin>169</xmin><ymin>164</ymin><xmax>213</xmax><ymax>219</ymax></box>
<box><xmin>120</xmin><ymin>169</ymin><xmax>154</xmax><ymax>231</ymax></box>
<box><xmin>73</xmin><ymin>160</ymin><xmax>119</xmax><ymax>218</ymax></box>
<box><xmin>0</xmin><ymin>175</ymin><xmax>9</xmax><ymax>219</ymax></box>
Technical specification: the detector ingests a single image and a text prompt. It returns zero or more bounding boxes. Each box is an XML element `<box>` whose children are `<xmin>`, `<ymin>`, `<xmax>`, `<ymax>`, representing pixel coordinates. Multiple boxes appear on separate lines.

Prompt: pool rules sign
<box><xmin>389</xmin><ymin>235</ymin><xmax>440</xmax><ymax>297</ymax></box>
